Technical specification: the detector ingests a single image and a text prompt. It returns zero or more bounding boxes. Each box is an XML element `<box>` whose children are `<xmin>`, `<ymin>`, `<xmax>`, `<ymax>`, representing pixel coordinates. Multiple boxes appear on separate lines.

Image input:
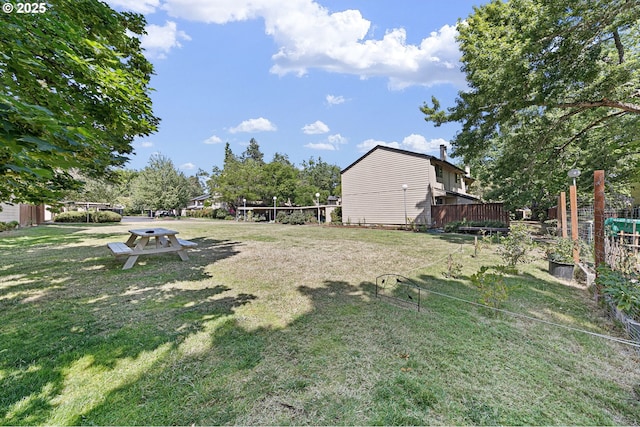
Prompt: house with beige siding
<box><xmin>341</xmin><ymin>145</ymin><xmax>478</xmax><ymax>226</ymax></box>
<box><xmin>0</xmin><ymin>202</ymin><xmax>47</xmax><ymax>227</ymax></box>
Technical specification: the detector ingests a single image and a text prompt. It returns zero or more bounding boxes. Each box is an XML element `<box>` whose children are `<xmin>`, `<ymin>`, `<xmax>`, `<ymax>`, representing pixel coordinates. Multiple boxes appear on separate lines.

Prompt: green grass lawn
<box><xmin>1</xmin><ymin>219</ymin><xmax>639</xmax><ymax>425</ymax></box>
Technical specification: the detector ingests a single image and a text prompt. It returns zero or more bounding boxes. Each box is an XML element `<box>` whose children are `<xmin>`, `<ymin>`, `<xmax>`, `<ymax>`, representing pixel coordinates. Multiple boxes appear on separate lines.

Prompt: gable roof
<box><xmin>341</xmin><ymin>145</ymin><xmax>468</xmax><ymax>176</ymax></box>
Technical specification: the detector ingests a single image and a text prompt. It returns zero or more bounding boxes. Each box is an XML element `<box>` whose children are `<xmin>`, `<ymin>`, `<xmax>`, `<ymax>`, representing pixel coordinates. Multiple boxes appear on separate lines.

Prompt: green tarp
<box><xmin>604</xmin><ymin>218</ymin><xmax>640</xmax><ymax>235</ymax></box>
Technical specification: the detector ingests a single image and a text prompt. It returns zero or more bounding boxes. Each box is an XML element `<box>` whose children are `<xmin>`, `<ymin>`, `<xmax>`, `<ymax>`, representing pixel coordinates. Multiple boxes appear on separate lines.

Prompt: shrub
<box><xmin>442</xmin><ymin>254</ymin><xmax>463</xmax><ymax>279</ymax></box>
<box><xmin>497</xmin><ymin>223</ymin><xmax>535</xmax><ymax>268</ymax></box>
<box><xmin>54</xmin><ymin>211</ymin><xmax>121</xmax><ymax>223</ymax></box>
<box><xmin>0</xmin><ymin>221</ymin><xmax>19</xmax><ymax>232</ymax></box>
<box><xmin>545</xmin><ymin>236</ymin><xmax>576</xmax><ymax>264</ymax></box>
<box><xmin>331</xmin><ymin>207</ymin><xmax>342</xmax><ymax>223</ymax></box>
<box><xmin>275</xmin><ymin>211</ymin><xmax>313</xmax><ymax>225</ymax></box>
<box><xmin>470</xmin><ymin>265</ymin><xmax>518</xmax><ymax>309</ymax></box>
<box><xmin>188</xmin><ymin>208</ymin><xmax>214</xmax><ymax>218</ymax></box>
<box><xmin>276</xmin><ymin>211</ymin><xmax>290</xmax><ymax>224</ymax></box>
<box><xmin>597</xmin><ymin>265</ymin><xmax>640</xmax><ymax>320</ymax></box>
<box><xmin>93</xmin><ymin>211</ymin><xmax>122</xmax><ymax>223</ymax></box>
<box><xmin>277</xmin><ymin>211</ymin><xmax>308</xmax><ymax>225</ymax></box>
<box><xmin>215</xmin><ymin>208</ymin><xmax>229</xmax><ymax>220</ymax></box>
<box><xmin>289</xmin><ymin>211</ymin><xmax>307</xmax><ymax>225</ymax></box>
<box><xmin>186</xmin><ymin>208</ymin><xmax>231</xmax><ymax>220</ymax></box>
<box><xmin>444</xmin><ymin>221</ymin><xmax>462</xmax><ymax>233</ymax></box>
<box><xmin>54</xmin><ymin>211</ymin><xmax>88</xmax><ymax>223</ymax></box>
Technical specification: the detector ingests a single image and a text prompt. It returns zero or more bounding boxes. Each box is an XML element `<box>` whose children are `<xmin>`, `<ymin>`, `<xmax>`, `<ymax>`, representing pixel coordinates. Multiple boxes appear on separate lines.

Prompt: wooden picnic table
<box><xmin>107</xmin><ymin>227</ymin><xmax>197</xmax><ymax>270</ymax></box>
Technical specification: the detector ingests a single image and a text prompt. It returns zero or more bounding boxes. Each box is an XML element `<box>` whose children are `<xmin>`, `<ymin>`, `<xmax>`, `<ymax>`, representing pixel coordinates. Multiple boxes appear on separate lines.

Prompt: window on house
<box><xmin>455</xmin><ymin>174</ymin><xmax>461</xmax><ymax>184</ymax></box>
<box><xmin>435</xmin><ymin>165</ymin><xmax>443</xmax><ymax>183</ymax></box>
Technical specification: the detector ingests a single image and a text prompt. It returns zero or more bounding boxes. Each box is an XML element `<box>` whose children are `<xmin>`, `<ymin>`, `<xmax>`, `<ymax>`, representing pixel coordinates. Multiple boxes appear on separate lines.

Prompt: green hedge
<box><xmin>54</xmin><ymin>211</ymin><xmax>122</xmax><ymax>223</ymax></box>
<box><xmin>0</xmin><ymin>221</ymin><xmax>19</xmax><ymax>232</ymax></box>
<box><xmin>277</xmin><ymin>211</ymin><xmax>316</xmax><ymax>225</ymax></box>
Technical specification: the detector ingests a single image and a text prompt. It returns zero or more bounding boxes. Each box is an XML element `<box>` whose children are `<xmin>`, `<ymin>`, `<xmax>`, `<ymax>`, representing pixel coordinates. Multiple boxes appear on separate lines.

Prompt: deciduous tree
<box><xmin>0</xmin><ymin>0</ymin><xmax>158</xmax><ymax>205</ymax></box>
<box><xmin>423</xmin><ymin>0</ymin><xmax>640</xmax><ymax>212</ymax></box>
<box><xmin>130</xmin><ymin>154</ymin><xmax>191</xmax><ymax>212</ymax></box>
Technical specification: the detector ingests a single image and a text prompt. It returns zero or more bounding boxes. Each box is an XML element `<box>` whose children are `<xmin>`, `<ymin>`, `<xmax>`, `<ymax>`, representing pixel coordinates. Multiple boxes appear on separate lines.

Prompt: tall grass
<box><xmin>1</xmin><ymin>220</ymin><xmax>639</xmax><ymax>425</ymax></box>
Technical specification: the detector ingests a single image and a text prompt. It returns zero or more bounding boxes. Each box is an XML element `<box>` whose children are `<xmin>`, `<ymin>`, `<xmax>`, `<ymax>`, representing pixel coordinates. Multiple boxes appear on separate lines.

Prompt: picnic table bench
<box><xmin>107</xmin><ymin>242</ymin><xmax>133</xmax><ymax>256</ymax></box>
<box><xmin>107</xmin><ymin>228</ymin><xmax>197</xmax><ymax>269</ymax></box>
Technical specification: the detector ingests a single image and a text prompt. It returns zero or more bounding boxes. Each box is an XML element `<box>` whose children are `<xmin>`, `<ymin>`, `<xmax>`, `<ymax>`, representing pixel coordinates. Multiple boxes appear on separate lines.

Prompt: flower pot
<box><xmin>548</xmin><ymin>260</ymin><xmax>574</xmax><ymax>280</ymax></box>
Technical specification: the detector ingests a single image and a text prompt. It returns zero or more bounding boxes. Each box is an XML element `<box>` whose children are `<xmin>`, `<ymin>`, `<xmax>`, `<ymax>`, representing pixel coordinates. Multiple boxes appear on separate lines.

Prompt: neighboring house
<box><xmin>186</xmin><ymin>194</ymin><xmax>211</xmax><ymax>210</ymax></box>
<box><xmin>184</xmin><ymin>193</ymin><xmax>227</xmax><ymax>214</ymax></box>
<box><xmin>0</xmin><ymin>202</ymin><xmax>47</xmax><ymax>227</ymax></box>
<box><xmin>341</xmin><ymin>145</ymin><xmax>478</xmax><ymax>226</ymax></box>
<box><xmin>327</xmin><ymin>195</ymin><xmax>341</xmax><ymax>206</ymax></box>
<box><xmin>62</xmin><ymin>201</ymin><xmax>124</xmax><ymax>215</ymax></box>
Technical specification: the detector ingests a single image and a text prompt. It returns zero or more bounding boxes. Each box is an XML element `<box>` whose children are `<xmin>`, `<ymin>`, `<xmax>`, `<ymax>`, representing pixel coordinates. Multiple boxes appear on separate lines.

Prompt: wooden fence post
<box><xmin>560</xmin><ymin>192</ymin><xmax>568</xmax><ymax>238</ymax></box>
<box><xmin>570</xmin><ymin>185</ymin><xmax>579</xmax><ymax>264</ymax></box>
<box><xmin>594</xmin><ymin>170</ymin><xmax>605</xmax><ymax>296</ymax></box>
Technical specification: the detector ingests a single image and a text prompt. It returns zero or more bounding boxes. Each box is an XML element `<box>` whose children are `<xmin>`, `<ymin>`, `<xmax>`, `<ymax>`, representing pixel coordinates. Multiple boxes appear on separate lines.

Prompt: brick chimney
<box><xmin>440</xmin><ymin>144</ymin><xmax>447</xmax><ymax>161</ymax></box>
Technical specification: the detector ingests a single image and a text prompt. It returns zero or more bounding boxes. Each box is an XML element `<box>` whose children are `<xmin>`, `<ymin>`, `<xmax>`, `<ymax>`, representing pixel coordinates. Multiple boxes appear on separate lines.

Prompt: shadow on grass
<box><xmin>0</xmin><ymin>288</ymin><xmax>255</xmax><ymax>425</ymax></box>
<box><xmin>0</xmin><ymin>235</ymin><xmax>242</xmax><ymax>304</ymax></box>
<box><xmin>430</xmin><ymin>232</ymin><xmax>477</xmax><ymax>246</ymax></box>
<box><xmin>0</xmin><ymin>225</ymin><xmax>95</xmax><ymax>249</ymax></box>
<box><xmin>56</xmin><ymin>280</ymin><xmax>376</xmax><ymax>425</ymax></box>
<box><xmin>415</xmin><ymin>270</ymin><xmax>612</xmax><ymax>341</ymax></box>
<box><xmin>0</xmin><ymin>228</ymin><xmax>252</xmax><ymax>425</ymax></box>
<box><xmin>1</xmin><ymin>227</ymin><xmax>639</xmax><ymax>425</ymax></box>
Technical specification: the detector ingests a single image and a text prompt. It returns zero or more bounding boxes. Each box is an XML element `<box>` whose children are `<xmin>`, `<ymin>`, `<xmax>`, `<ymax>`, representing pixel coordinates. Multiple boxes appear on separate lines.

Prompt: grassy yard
<box><xmin>1</xmin><ymin>219</ymin><xmax>639</xmax><ymax>425</ymax></box>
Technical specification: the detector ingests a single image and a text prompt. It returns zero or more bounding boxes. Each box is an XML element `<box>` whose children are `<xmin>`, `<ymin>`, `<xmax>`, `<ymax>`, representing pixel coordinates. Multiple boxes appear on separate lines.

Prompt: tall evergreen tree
<box><xmin>242</xmin><ymin>138</ymin><xmax>265</xmax><ymax>164</ymax></box>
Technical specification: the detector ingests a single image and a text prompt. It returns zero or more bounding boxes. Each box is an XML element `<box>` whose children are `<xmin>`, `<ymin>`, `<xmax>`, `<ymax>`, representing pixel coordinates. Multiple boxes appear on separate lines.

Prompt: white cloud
<box><xmin>104</xmin><ymin>0</ymin><xmax>159</xmax><ymax>14</ymax></box>
<box><xmin>402</xmin><ymin>135</ymin><xmax>449</xmax><ymax>153</ymax></box>
<box><xmin>326</xmin><ymin>95</ymin><xmax>346</xmax><ymax>106</ymax></box>
<box><xmin>229</xmin><ymin>117</ymin><xmax>277</xmax><ymax>133</ymax></box>
<box><xmin>357</xmin><ymin>135</ymin><xmax>449</xmax><ymax>154</ymax></box>
<box><xmin>204</xmin><ymin>134</ymin><xmax>223</xmax><ymax>144</ymax></box>
<box><xmin>302</xmin><ymin>120</ymin><xmax>330</xmax><ymax>135</ymax></box>
<box><xmin>162</xmin><ymin>0</ymin><xmax>263</xmax><ymax>23</ymax></box>
<box><xmin>304</xmin><ymin>142</ymin><xmax>337</xmax><ymax>151</ymax></box>
<box><xmin>328</xmin><ymin>134</ymin><xmax>347</xmax><ymax>145</ymax></box>
<box><xmin>138</xmin><ymin>141</ymin><xmax>154</xmax><ymax>148</ymax></box>
<box><xmin>357</xmin><ymin>139</ymin><xmax>400</xmax><ymax>152</ymax></box>
<box><xmin>180</xmin><ymin>162</ymin><xmax>196</xmax><ymax>170</ymax></box>
<box><xmin>141</xmin><ymin>21</ymin><xmax>191</xmax><ymax>59</ymax></box>
<box><xmin>305</xmin><ymin>133</ymin><xmax>348</xmax><ymax>151</ymax></box>
<box><xmin>161</xmin><ymin>0</ymin><xmax>464</xmax><ymax>88</ymax></box>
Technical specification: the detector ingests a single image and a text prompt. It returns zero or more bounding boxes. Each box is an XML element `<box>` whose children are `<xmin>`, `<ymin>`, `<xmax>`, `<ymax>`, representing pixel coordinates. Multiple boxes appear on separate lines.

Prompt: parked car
<box><xmin>155</xmin><ymin>210</ymin><xmax>175</xmax><ymax>217</ymax></box>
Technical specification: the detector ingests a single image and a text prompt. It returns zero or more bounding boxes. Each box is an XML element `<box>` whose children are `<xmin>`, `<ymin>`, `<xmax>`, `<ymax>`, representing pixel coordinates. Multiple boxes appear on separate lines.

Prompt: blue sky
<box><xmin>105</xmin><ymin>0</ymin><xmax>488</xmax><ymax>173</ymax></box>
